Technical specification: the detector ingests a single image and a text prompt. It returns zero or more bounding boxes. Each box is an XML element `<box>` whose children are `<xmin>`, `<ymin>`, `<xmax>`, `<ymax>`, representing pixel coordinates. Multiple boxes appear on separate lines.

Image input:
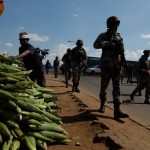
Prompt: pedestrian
<box><xmin>136</xmin><ymin>67</ymin><xmax>142</xmax><ymax>96</ymax></box>
<box><xmin>93</xmin><ymin>16</ymin><xmax>129</xmax><ymax>119</ymax></box>
<box><xmin>126</xmin><ymin>65</ymin><xmax>133</xmax><ymax>84</ymax></box>
<box><xmin>53</xmin><ymin>56</ymin><xmax>60</xmax><ymax>78</ymax></box>
<box><xmin>45</xmin><ymin>60</ymin><xmax>52</xmax><ymax>74</ymax></box>
<box><xmin>130</xmin><ymin>50</ymin><xmax>150</xmax><ymax>103</ymax></box>
<box><xmin>70</xmin><ymin>39</ymin><xmax>87</xmax><ymax>92</ymax></box>
<box><xmin>35</xmin><ymin>47</ymin><xmax>46</xmax><ymax>87</ymax></box>
<box><xmin>13</xmin><ymin>32</ymin><xmax>45</xmax><ymax>87</ymax></box>
<box><xmin>62</xmin><ymin>48</ymin><xmax>72</xmax><ymax>88</ymax></box>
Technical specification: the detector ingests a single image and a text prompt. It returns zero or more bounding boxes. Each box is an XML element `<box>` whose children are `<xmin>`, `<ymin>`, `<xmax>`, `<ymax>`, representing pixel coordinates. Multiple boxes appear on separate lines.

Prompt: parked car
<box><xmin>85</xmin><ymin>65</ymin><xmax>101</xmax><ymax>75</ymax></box>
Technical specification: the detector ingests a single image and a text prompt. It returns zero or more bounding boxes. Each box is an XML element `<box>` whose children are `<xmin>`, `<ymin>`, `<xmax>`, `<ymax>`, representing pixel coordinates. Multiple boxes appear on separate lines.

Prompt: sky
<box><xmin>1</xmin><ymin>0</ymin><xmax>150</xmax><ymax>64</ymax></box>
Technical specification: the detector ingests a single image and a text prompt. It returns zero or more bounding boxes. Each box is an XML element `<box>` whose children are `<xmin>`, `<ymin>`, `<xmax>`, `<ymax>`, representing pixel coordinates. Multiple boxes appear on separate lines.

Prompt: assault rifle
<box><xmin>111</xmin><ymin>30</ymin><xmax>128</xmax><ymax>70</ymax></box>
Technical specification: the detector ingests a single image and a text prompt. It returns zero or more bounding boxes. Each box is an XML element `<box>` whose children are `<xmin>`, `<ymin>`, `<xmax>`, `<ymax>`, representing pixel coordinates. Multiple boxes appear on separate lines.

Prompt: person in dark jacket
<box><xmin>13</xmin><ymin>32</ymin><xmax>45</xmax><ymax>87</ymax></box>
<box><xmin>93</xmin><ymin>16</ymin><xmax>129</xmax><ymax>119</ymax></box>
<box><xmin>45</xmin><ymin>60</ymin><xmax>51</xmax><ymax>74</ymax></box>
<box><xmin>53</xmin><ymin>56</ymin><xmax>60</xmax><ymax>78</ymax></box>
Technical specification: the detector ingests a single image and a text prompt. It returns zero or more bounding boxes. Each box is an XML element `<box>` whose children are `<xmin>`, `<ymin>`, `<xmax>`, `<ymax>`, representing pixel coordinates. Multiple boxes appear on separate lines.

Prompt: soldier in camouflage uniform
<box><xmin>130</xmin><ymin>50</ymin><xmax>150</xmax><ymax>104</ymax></box>
<box><xmin>93</xmin><ymin>16</ymin><xmax>129</xmax><ymax>119</ymax></box>
<box><xmin>62</xmin><ymin>48</ymin><xmax>72</xmax><ymax>88</ymax></box>
<box><xmin>70</xmin><ymin>39</ymin><xmax>87</xmax><ymax>92</ymax></box>
<box><xmin>53</xmin><ymin>56</ymin><xmax>60</xmax><ymax>78</ymax></box>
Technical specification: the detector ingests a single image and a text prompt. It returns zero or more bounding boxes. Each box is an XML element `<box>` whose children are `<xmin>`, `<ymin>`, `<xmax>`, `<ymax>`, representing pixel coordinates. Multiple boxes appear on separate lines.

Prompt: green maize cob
<box><xmin>21</xmin><ymin>111</ymin><xmax>52</xmax><ymax>123</ymax></box>
<box><xmin>0</xmin><ymin>77</ymin><xmax>19</xmax><ymax>84</ymax></box>
<box><xmin>2</xmin><ymin>138</ymin><xmax>13</xmax><ymax>150</ymax></box>
<box><xmin>28</xmin><ymin>132</ymin><xmax>55</xmax><ymax>143</ymax></box>
<box><xmin>12</xmin><ymin>92</ymin><xmax>29</xmax><ymax>98</ymax></box>
<box><xmin>13</xmin><ymin>80</ymin><xmax>34</xmax><ymax>88</ymax></box>
<box><xmin>34</xmin><ymin>98</ymin><xmax>45</xmax><ymax>104</ymax></box>
<box><xmin>24</xmin><ymin>119</ymin><xmax>42</xmax><ymax>126</ymax></box>
<box><xmin>10</xmin><ymin>140</ymin><xmax>20</xmax><ymax>150</ymax></box>
<box><xmin>15</xmin><ymin>99</ymin><xmax>42</xmax><ymax>112</ymax></box>
<box><xmin>36</xmin><ymin>139</ymin><xmax>47</xmax><ymax>150</ymax></box>
<box><xmin>13</xmin><ymin>128</ymin><xmax>24</xmax><ymax>139</ymax></box>
<box><xmin>0</xmin><ymin>122</ymin><xmax>12</xmax><ymax>138</ymax></box>
<box><xmin>25</xmin><ymin>88</ymin><xmax>42</xmax><ymax>97</ymax></box>
<box><xmin>46</xmin><ymin>101</ymin><xmax>57</xmax><ymax>108</ymax></box>
<box><xmin>32</xmin><ymin>82</ymin><xmax>41</xmax><ymax>88</ymax></box>
<box><xmin>39</xmin><ymin>131</ymin><xmax>69</xmax><ymax>140</ymax></box>
<box><xmin>0</xmin><ymin>72</ymin><xmax>25</xmax><ymax>81</ymax></box>
<box><xmin>28</xmin><ymin>136</ymin><xmax>36</xmax><ymax>149</ymax></box>
<box><xmin>10</xmin><ymin>130</ymin><xmax>18</xmax><ymax>139</ymax></box>
<box><xmin>0</xmin><ymin>134</ymin><xmax>2</xmax><ymax>144</ymax></box>
<box><xmin>12</xmin><ymin>70</ymin><xmax>32</xmax><ymax>77</ymax></box>
<box><xmin>29</xmin><ymin>123</ymin><xmax>68</xmax><ymax>135</ymax></box>
<box><xmin>18</xmin><ymin>97</ymin><xmax>44</xmax><ymax>105</ymax></box>
<box><xmin>34</xmin><ymin>103</ymin><xmax>46</xmax><ymax>109</ymax></box>
<box><xmin>0</xmin><ymin>62</ymin><xmax>23</xmax><ymax>69</ymax></box>
<box><xmin>0</xmin><ymin>89</ymin><xmax>18</xmax><ymax>101</ymax></box>
<box><xmin>0</xmin><ymin>53</ymin><xmax>24</xmax><ymax>66</ymax></box>
<box><xmin>43</xmin><ymin>111</ymin><xmax>61</xmax><ymax>123</ymax></box>
<box><xmin>46</xmin><ymin>107</ymin><xmax>58</xmax><ymax>115</ymax></box>
<box><xmin>22</xmin><ymin>136</ymin><xmax>36</xmax><ymax>150</ymax></box>
<box><xmin>0</xmin><ymin>108</ymin><xmax>22</xmax><ymax>121</ymax></box>
<box><xmin>5</xmin><ymin>120</ymin><xmax>19</xmax><ymax>129</ymax></box>
<box><xmin>58</xmin><ymin>139</ymin><xmax>71</xmax><ymax>145</ymax></box>
<box><xmin>28</xmin><ymin>95</ymin><xmax>36</xmax><ymax>99</ymax></box>
<box><xmin>42</xmin><ymin>93</ymin><xmax>55</xmax><ymax>102</ymax></box>
<box><xmin>7</xmin><ymin>100</ymin><xmax>22</xmax><ymax>113</ymax></box>
<box><xmin>35</xmin><ymin>87</ymin><xmax>54</xmax><ymax>93</ymax></box>
<box><xmin>0</xmin><ymin>63</ymin><xmax>21</xmax><ymax>72</ymax></box>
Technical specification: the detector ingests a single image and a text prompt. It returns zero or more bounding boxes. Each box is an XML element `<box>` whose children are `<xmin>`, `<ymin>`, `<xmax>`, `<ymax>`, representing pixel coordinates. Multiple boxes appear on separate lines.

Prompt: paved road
<box><xmin>58</xmin><ymin>73</ymin><xmax>150</xmax><ymax>129</ymax></box>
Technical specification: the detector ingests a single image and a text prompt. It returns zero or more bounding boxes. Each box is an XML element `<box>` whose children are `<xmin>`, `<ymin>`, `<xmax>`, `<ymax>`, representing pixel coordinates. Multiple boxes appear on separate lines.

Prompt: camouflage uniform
<box><xmin>70</xmin><ymin>40</ymin><xmax>87</xmax><ymax>92</ymax></box>
<box><xmin>62</xmin><ymin>48</ymin><xmax>72</xmax><ymax>88</ymax></box>
<box><xmin>93</xmin><ymin>16</ymin><xmax>129</xmax><ymax>119</ymax></box>
<box><xmin>53</xmin><ymin>56</ymin><xmax>60</xmax><ymax>78</ymax></box>
<box><xmin>130</xmin><ymin>50</ymin><xmax>150</xmax><ymax>103</ymax></box>
<box><xmin>126</xmin><ymin>65</ymin><xmax>134</xmax><ymax>84</ymax></box>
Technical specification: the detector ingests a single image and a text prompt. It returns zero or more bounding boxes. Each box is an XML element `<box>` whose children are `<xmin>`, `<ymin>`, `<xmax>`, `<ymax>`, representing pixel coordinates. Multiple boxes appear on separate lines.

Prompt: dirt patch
<box><xmin>45</xmin><ymin>74</ymin><xmax>150</xmax><ymax>150</ymax></box>
<box><xmin>46</xmin><ymin>75</ymin><xmax>123</xmax><ymax>150</ymax></box>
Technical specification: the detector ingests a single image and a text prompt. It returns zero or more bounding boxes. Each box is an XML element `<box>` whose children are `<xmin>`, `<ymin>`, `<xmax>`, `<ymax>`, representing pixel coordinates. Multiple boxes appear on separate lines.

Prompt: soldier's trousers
<box><xmin>131</xmin><ymin>78</ymin><xmax>150</xmax><ymax>100</ymax></box>
<box><xmin>54</xmin><ymin>67</ymin><xmax>59</xmax><ymax>76</ymax></box>
<box><xmin>100</xmin><ymin>67</ymin><xmax>121</xmax><ymax>105</ymax></box>
<box><xmin>64</xmin><ymin>66</ymin><xmax>72</xmax><ymax>84</ymax></box>
<box><xmin>72</xmin><ymin>64</ymin><xmax>82</xmax><ymax>88</ymax></box>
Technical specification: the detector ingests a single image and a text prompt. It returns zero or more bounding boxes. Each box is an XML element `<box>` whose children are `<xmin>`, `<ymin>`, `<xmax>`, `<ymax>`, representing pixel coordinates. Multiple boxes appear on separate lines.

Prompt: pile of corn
<box><xmin>0</xmin><ymin>54</ymin><xmax>70</xmax><ymax>150</ymax></box>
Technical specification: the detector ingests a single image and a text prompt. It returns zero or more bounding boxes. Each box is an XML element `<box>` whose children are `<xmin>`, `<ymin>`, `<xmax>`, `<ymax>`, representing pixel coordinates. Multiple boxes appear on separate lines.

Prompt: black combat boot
<box><xmin>72</xmin><ymin>83</ymin><xmax>76</xmax><ymax>92</ymax></box>
<box><xmin>98</xmin><ymin>103</ymin><xmax>105</xmax><ymax>113</ymax></box>
<box><xmin>68</xmin><ymin>74</ymin><xmax>71</xmax><ymax>81</ymax></box>
<box><xmin>144</xmin><ymin>99</ymin><xmax>150</xmax><ymax>104</ymax></box>
<box><xmin>130</xmin><ymin>94</ymin><xmax>134</xmax><ymax>101</ymax></box>
<box><xmin>114</xmin><ymin>104</ymin><xmax>129</xmax><ymax>119</ymax></box>
<box><xmin>75</xmin><ymin>87</ymin><xmax>80</xmax><ymax>93</ymax></box>
<box><xmin>72</xmin><ymin>86</ymin><xmax>75</xmax><ymax>92</ymax></box>
<box><xmin>66</xmin><ymin>81</ymin><xmax>68</xmax><ymax>88</ymax></box>
<box><xmin>138</xmin><ymin>91</ymin><xmax>142</xmax><ymax>96</ymax></box>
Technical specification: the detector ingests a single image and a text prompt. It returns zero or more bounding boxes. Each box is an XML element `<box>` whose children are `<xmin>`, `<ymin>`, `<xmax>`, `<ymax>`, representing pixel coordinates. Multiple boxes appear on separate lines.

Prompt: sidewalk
<box><xmin>46</xmin><ymin>73</ymin><xmax>150</xmax><ymax>150</ymax></box>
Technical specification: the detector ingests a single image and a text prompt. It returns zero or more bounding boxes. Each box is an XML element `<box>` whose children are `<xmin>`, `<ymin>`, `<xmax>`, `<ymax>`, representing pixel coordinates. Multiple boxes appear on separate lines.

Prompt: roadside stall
<box><xmin>0</xmin><ymin>54</ymin><xmax>70</xmax><ymax>149</ymax></box>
